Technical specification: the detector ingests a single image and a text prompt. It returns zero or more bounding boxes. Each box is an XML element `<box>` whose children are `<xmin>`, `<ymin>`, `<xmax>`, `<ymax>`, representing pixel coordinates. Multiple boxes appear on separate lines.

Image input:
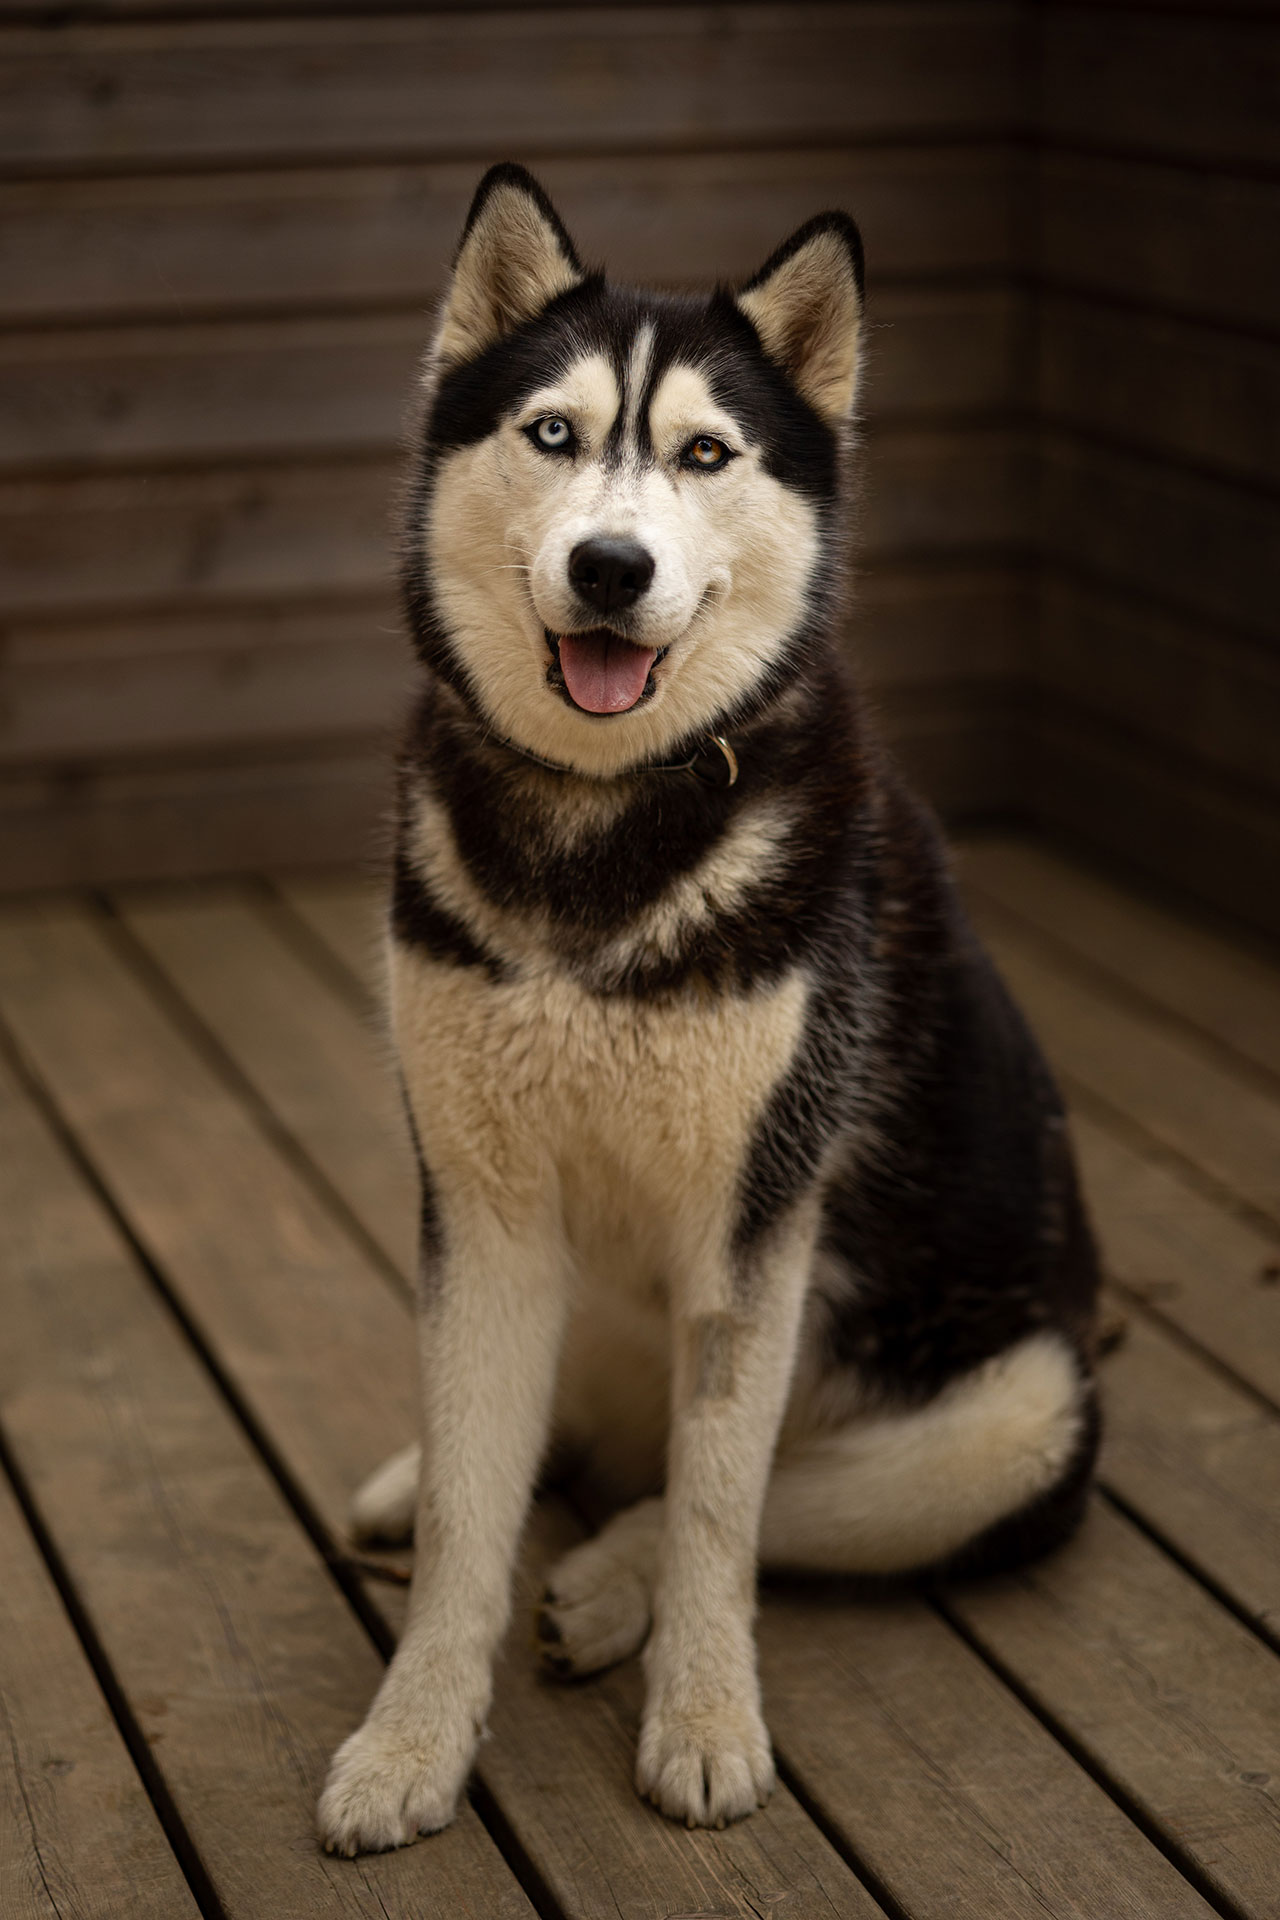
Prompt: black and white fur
<box><xmin>317</xmin><ymin>164</ymin><xmax>1100</xmax><ymax>1853</ymax></box>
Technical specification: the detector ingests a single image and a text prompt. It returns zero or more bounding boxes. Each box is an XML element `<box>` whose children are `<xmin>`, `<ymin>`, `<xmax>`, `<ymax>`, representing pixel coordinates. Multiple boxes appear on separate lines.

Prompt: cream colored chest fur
<box><xmin>391</xmin><ymin>942</ymin><xmax>812</xmax><ymax>1494</ymax></box>
<box><xmin>390</xmin><ymin>940</ymin><xmax>809</xmax><ymax>1251</ymax></box>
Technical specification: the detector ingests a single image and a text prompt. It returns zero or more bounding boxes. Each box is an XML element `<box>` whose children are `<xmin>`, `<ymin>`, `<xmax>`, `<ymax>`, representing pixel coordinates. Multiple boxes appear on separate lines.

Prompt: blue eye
<box><xmin>683</xmin><ymin>434</ymin><xmax>731</xmax><ymax>470</ymax></box>
<box><xmin>530</xmin><ymin>416</ymin><xmax>573</xmax><ymax>452</ymax></box>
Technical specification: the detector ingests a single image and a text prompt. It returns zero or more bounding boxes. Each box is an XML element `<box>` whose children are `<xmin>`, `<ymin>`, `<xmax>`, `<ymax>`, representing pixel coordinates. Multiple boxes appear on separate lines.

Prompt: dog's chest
<box><xmin>390</xmin><ymin>938</ymin><xmax>810</xmax><ymax>1242</ymax></box>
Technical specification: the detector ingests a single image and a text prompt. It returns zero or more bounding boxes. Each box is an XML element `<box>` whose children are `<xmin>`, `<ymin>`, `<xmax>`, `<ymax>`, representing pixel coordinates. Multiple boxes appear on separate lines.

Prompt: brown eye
<box><xmin>685</xmin><ymin>434</ymin><xmax>730</xmax><ymax>470</ymax></box>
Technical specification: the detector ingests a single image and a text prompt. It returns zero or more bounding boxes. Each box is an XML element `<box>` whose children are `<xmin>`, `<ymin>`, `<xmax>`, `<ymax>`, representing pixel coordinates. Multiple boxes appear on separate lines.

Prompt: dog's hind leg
<box><xmin>538</xmin><ymin>1496</ymin><xmax>664</xmax><ymax>1677</ymax></box>
<box><xmin>538</xmin><ymin>1331</ymin><xmax>1095</xmax><ymax>1680</ymax></box>
<box><xmin>350</xmin><ymin>1442</ymin><xmax>421</xmax><ymax>1545</ymax></box>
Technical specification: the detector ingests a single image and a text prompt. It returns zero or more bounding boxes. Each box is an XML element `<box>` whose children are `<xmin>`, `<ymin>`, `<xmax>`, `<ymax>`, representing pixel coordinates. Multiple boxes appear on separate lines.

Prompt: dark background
<box><xmin>1</xmin><ymin>1</ymin><xmax>1276</xmax><ymax>935</ymax></box>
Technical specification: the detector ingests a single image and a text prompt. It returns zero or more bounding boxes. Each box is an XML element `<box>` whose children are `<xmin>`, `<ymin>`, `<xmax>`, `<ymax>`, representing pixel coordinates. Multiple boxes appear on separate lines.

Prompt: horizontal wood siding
<box><xmin>0</xmin><ymin>7</ymin><xmax>1021</xmax><ymax>170</ymax></box>
<box><xmin>0</xmin><ymin>2</ymin><xmax>1030</xmax><ymax>884</ymax></box>
<box><xmin>1031</xmin><ymin>2</ymin><xmax>1280</xmax><ymax>938</ymax></box>
<box><xmin>0</xmin><ymin>287</ymin><xmax>1022</xmax><ymax>472</ymax></box>
<box><xmin>0</xmin><ymin>148</ymin><xmax>1020</xmax><ymax>327</ymax></box>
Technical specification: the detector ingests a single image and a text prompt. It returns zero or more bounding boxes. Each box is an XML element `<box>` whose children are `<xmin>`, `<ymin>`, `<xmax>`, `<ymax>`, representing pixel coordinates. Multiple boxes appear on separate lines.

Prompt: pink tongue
<box><xmin>558</xmin><ymin>630</ymin><xmax>658</xmax><ymax>714</ymax></box>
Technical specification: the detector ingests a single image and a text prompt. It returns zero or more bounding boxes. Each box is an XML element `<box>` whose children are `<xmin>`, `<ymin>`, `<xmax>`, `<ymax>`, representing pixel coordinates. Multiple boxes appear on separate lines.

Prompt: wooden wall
<box><xmin>1030</xmin><ymin>1</ymin><xmax>1280</xmax><ymax>936</ymax></box>
<box><xmin>6</xmin><ymin>1</ymin><xmax>1274</xmax><ymax>928</ymax></box>
<box><xmin>0</xmin><ymin>1</ymin><xmax>1030</xmax><ymax>886</ymax></box>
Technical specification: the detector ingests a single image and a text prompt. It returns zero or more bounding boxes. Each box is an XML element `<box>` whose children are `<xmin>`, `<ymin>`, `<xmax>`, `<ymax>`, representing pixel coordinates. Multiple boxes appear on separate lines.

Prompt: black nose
<box><xmin>568</xmin><ymin>538</ymin><xmax>655</xmax><ymax>617</ymax></box>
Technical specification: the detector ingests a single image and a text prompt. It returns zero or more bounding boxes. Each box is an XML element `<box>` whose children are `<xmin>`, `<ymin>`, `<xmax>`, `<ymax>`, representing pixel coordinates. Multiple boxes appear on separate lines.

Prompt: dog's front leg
<box><xmin>318</xmin><ymin>1194</ymin><xmax>569</xmax><ymax>1855</ymax></box>
<box><xmin>638</xmin><ymin>1209</ymin><xmax>816</xmax><ymax>1828</ymax></box>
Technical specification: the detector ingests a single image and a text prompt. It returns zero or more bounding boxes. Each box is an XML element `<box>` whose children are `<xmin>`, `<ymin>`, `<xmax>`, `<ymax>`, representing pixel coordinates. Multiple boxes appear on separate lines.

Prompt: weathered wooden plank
<box><xmin>103</xmin><ymin>876</ymin><xmax>1262</xmax><ymax>1918</ymax></box>
<box><xmin>1029</xmin><ymin>712</ymin><xmax>1280</xmax><ymax>948</ymax></box>
<box><xmin>1035</xmin><ymin>0</ymin><xmax>1275</xmax><ymax>12</ymax></box>
<box><xmin>1040</xmin><ymin>151</ymin><xmax>1280</xmax><ymax>331</ymax></box>
<box><xmin>1042</xmin><ymin>8</ymin><xmax>1280</xmax><ymax>170</ymax></box>
<box><xmin>0</xmin><ymin>457</ymin><xmax>395</xmax><ymax>618</ymax></box>
<box><xmin>869</xmin><ymin>426</ymin><xmax>1029</xmax><ymax>559</ymax></box>
<box><xmin>757</xmin><ymin>1560</ymin><xmax>1212</xmax><ymax>1920</ymax></box>
<box><xmin>0</xmin><ymin>6</ymin><xmax>1019</xmax><ymax>171</ymax></box>
<box><xmin>1078</xmin><ymin>1104</ymin><xmax>1280</xmax><ymax>1410</ymax></box>
<box><xmin>961</xmin><ymin>836</ymin><xmax>1280</xmax><ymax>1083</ymax></box>
<box><xmin>874</xmin><ymin>683</ymin><xmax>1028</xmax><ymax>818</ymax></box>
<box><xmin>0</xmin><ymin>600</ymin><xmax>408</xmax><ymax>764</ymax></box>
<box><xmin>0</xmin><ymin>901</ymin><xmax>894</xmax><ymax>1920</ymax></box>
<box><xmin>967</xmin><ymin>893</ymin><xmax>1280</xmax><ymax>1227</ymax></box>
<box><xmin>0</xmin><ymin>738</ymin><xmax>391</xmax><ymax>891</ymax></box>
<box><xmin>1039</xmin><ymin>435</ymin><xmax>1278</xmax><ymax>647</ymax></box>
<box><xmin>0</xmin><ymin>285</ymin><xmax>1019</xmax><ymax>476</ymax></box>
<box><xmin>1035</xmin><ymin>572</ymin><xmax>1280</xmax><ymax>805</ymax></box>
<box><xmin>848</xmin><ymin>565</ymin><xmax>1026</xmax><ymax>689</ymax></box>
<box><xmin>0</xmin><ymin>312</ymin><xmax>424</xmax><ymax>475</ymax></box>
<box><xmin>0</xmin><ymin>146</ymin><xmax>1019</xmax><ymax>327</ymax></box>
<box><xmin>0</xmin><ymin>0</ymin><xmax>692</xmax><ymax>11</ymax></box>
<box><xmin>122</xmin><ymin>883</ymin><xmax>416</xmax><ymax>1279</ymax></box>
<box><xmin>1098</xmin><ymin>1310</ymin><xmax>1280</xmax><ymax>1639</ymax></box>
<box><xmin>0</xmin><ymin>1465</ymin><xmax>201</xmax><ymax>1920</ymax></box>
<box><xmin>1038</xmin><ymin>294</ymin><xmax>1280</xmax><ymax>491</ymax></box>
<box><xmin>274</xmin><ymin>873</ymin><xmax>382</xmax><ymax>995</ymax></box>
<box><xmin>944</xmin><ymin>1498</ymin><xmax>1280</xmax><ymax>1920</ymax></box>
<box><xmin>0</xmin><ymin>903</ymin><xmax>418</xmax><ymax>1520</ymax></box>
<box><xmin>0</xmin><ymin>429</ymin><xmax>1024</xmax><ymax>620</ymax></box>
<box><xmin>3</xmin><ymin>0</ymin><xmax>1258</xmax><ymax>16</ymax></box>
<box><xmin>0</xmin><ymin>1041</ymin><xmax>534</xmax><ymax>1920</ymax></box>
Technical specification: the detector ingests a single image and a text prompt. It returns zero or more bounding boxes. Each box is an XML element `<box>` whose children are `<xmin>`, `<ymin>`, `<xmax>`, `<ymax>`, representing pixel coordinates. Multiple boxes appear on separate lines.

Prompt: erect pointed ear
<box><xmin>434</xmin><ymin>163</ymin><xmax>584</xmax><ymax>368</ymax></box>
<box><xmin>735</xmin><ymin>212</ymin><xmax>864</xmax><ymax>424</ymax></box>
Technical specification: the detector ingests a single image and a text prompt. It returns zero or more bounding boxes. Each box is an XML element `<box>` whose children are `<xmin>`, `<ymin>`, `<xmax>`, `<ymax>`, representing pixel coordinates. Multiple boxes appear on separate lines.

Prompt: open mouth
<box><xmin>546</xmin><ymin>628</ymin><xmax>662</xmax><ymax>716</ymax></box>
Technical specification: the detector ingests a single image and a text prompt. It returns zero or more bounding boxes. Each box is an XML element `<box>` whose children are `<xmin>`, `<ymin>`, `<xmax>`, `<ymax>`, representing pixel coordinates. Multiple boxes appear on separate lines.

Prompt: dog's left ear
<box><xmin>736</xmin><ymin>213</ymin><xmax>864</xmax><ymax>424</ymax></box>
<box><xmin>435</xmin><ymin>163</ymin><xmax>584</xmax><ymax>367</ymax></box>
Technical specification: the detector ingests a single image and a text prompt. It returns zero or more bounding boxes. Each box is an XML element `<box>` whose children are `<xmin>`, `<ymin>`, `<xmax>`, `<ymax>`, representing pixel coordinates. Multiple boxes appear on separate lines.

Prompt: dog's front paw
<box><xmin>636</xmin><ymin>1702</ymin><xmax>775</xmax><ymax>1829</ymax></box>
<box><xmin>317</xmin><ymin>1715</ymin><xmax>473</xmax><ymax>1856</ymax></box>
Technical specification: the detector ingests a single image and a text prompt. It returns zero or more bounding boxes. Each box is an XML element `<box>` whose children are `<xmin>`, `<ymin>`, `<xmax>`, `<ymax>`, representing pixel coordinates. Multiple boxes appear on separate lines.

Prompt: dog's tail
<box><xmin>762</xmin><ymin>1332</ymin><xmax>1097</xmax><ymax>1577</ymax></box>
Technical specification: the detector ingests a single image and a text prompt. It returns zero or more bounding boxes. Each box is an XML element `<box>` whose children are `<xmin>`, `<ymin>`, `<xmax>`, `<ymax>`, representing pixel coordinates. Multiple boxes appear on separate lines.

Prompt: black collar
<box><xmin>494</xmin><ymin>731</ymin><xmax>739</xmax><ymax>788</ymax></box>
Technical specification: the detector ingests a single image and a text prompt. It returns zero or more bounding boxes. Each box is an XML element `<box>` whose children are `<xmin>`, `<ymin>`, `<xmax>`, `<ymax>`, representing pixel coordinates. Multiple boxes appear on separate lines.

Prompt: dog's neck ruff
<box><xmin>493</xmin><ymin>730</ymin><xmax>740</xmax><ymax>789</ymax></box>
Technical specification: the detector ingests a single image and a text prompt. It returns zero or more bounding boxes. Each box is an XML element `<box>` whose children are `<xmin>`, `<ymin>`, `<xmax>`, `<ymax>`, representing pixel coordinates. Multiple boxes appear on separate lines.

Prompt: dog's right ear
<box><xmin>434</xmin><ymin>164</ymin><xmax>584</xmax><ymax>368</ymax></box>
<box><xmin>735</xmin><ymin>212</ymin><xmax>864</xmax><ymax>424</ymax></box>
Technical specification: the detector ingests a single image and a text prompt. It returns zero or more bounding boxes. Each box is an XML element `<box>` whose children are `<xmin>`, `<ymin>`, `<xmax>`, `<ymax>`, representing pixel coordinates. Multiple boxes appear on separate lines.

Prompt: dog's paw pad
<box><xmin>316</xmin><ymin>1721</ymin><xmax>468</xmax><ymax>1856</ymax></box>
<box><xmin>636</xmin><ymin>1707</ymin><xmax>775</xmax><ymax>1829</ymax></box>
<box><xmin>536</xmin><ymin>1541</ymin><xmax>652</xmax><ymax>1679</ymax></box>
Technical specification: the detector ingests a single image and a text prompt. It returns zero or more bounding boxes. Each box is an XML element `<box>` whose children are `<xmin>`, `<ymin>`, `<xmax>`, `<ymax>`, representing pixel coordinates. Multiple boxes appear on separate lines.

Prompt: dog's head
<box><xmin>406</xmin><ymin>163</ymin><xmax>863</xmax><ymax>777</ymax></box>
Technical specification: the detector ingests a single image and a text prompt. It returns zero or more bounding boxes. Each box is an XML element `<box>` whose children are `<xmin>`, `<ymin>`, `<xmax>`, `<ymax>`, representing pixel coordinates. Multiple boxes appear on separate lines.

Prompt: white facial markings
<box><xmin>517</xmin><ymin>353</ymin><xmax>619</xmax><ymax>457</ymax></box>
<box><xmin>621</xmin><ymin>323</ymin><xmax>657</xmax><ymax>453</ymax></box>
<box><xmin>427</xmin><ymin>335</ymin><xmax>825</xmax><ymax>778</ymax></box>
<box><xmin>646</xmin><ymin>363</ymin><xmax>742</xmax><ymax>467</ymax></box>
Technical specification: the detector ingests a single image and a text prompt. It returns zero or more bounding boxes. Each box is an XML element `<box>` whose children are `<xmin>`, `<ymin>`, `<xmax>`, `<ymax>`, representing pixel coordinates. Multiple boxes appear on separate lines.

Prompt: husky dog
<box><xmin>317</xmin><ymin>163</ymin><xmax>1100</xmax><ymax>1854</ymax></box>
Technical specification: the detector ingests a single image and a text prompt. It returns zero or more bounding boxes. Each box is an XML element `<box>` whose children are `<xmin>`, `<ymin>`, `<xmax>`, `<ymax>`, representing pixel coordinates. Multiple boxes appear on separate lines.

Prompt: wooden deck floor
<box><xmin>2</xmin><ymin>833</ymin><xmax>1279</xmax><ymax>1920</ymax></box>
